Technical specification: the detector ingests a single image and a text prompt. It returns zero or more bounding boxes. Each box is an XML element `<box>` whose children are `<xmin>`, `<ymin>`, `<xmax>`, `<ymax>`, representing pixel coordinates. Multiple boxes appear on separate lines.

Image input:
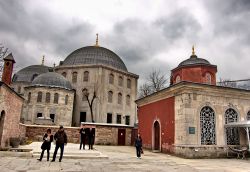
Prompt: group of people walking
<box><xmin>38</xmin><ymin>125</ymin><xmax>143</xmax><ymax>161</ymax></box>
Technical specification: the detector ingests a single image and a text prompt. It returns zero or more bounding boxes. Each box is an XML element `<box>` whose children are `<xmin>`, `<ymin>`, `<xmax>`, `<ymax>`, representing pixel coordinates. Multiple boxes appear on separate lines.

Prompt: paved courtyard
<box><xmin>0</xmin><ymin>143</ymin><xmax>250</xmax><ymax>172</ymax></box>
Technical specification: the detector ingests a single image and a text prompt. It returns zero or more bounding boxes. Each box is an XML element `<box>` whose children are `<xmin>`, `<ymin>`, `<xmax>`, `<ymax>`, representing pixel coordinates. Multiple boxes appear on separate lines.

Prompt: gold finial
<box><xmin>42</xmin><ymin>55</ymin><xmax>45</xmax><ymax>65</ymax></box>
<box><xmin>192</xmin><ymin>45</ymin><xmax>195</xmax><ymax>55</ymax></box>
<box><xmin>95</xmin><ymin>33</ymin><xmax>99</xmax><ymax>47</ymax></box>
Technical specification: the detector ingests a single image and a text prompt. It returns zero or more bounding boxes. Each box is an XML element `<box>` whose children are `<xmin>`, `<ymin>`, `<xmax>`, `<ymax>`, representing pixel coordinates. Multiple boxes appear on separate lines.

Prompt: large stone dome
<box><xmin>12</xmin><ymin>65</ymin><xmax>51</xmax><ymax>83</ymax></box>
<box><xmin>31</xmin><ymin>72</ymin><xmax>72</xmax><ymax>90</ymax></box>
<box><xmin>61</xmin><ymin>46</ymin><xmax>128</xmax><ymax>71</ymax></box>
<box><xmin>178</xmin><ymin>54</ymin><xmax>211</xmax><ymax>67</ymax></box>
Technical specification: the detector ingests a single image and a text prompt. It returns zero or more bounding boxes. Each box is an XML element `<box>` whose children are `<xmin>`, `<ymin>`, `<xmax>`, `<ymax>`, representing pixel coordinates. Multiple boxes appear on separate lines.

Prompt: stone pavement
<box><xmin>0</xmin><ymin>142</ymin><xmax>250</xmax><ymax>171</ymax></box>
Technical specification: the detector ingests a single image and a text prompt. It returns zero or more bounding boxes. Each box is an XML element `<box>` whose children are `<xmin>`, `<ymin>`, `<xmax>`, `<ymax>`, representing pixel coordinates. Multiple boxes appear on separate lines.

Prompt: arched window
<box><xmin>32</xmin><ymin>74</ymin><xmax>38</xmax><ymax>81</ymax></box>
<box><xmin>65</xmin><ymin>95</ymin><xmax>69</xmax><ymax>105</ymax></box>
<box><xmin>62</xmin><ymin>72</ymin><xmax>67</xmax><ymax>78</ymax></box>
<box><xmin>127</xmin><ymin>79</ymin><xmax>131</xmax><ymax>89</ymax></box>
<box><xmin>118</xmin><ymin>93</ymin><xmax>122</xmax><ymax>104</ymax></box>
<box><xmin>126</xmin><ymin>95</ymin><xmax>130</xmax><ymax>106</ymax></box>
<box><xmin>27</xmin><ymin>92</ymin><xmax>31</xmax><ymax>103</ymax></box>
<box><xmin>247</xmin><ymin>111</ymin><xmax>250</xmax><ymax>120</ymax></box>
<box><xmin>108</xmin><ymin>91</ymin><xmax>113</xmax><ymax>103</ymax></box>
<box><xmin>72</xmin><ymin>72</ymin><xmax>78</xmax><ymax>83</ymax></box>
<box><xmin>37</xmin><ymin>91</ymin><xmax>42</xmax><ymax>103</ymax></box>
<box><xmin>83</xmin><ymin>71</ymin><xmax>89</xmax><ymax>82</ymax></box>
<box><xmin>225</xmin><ymin>108</ymin><xmax>239</xmax><ymax>145</ymax></box>
<box><xmin>17</xmin><ymin>86</ymin><xmax>21</xmax><ymax>93</ymax></box>
<box><xmin>200</xmin><ymin>106</ymin><xmax>216</xmax><ymax>145</ymax></box>
<box><xmin>205</xmin><ymin>72</ymin><xmax>212</xmax><ymax>84</ymax></box>
<box><xmin>118</xmin><ymin>76</ymin><xmax>123</xmax><ymax>86</ymax></box>
<box><xmin>54</xmin><ymin>93</ymin><xmax>59</xmax><ymax>104</ymax></box>
<box><xmin>45</xmin><ymin>92</ymin><xmax>51</xmax><ymax>103</ymax></box>
<box><xmin>109</xmin><ymin>74</ymin><xmax>114</xmax><ymax>84</ymax></box>
<box><xmin>82</xmin><ymin>88</ymin><xmax>88</xmax><ymax>101</ymax></box>
<box><xmin>175</xmin><ymin>75</ymin><xmax>181</xmax><ymax>83</ymax></box>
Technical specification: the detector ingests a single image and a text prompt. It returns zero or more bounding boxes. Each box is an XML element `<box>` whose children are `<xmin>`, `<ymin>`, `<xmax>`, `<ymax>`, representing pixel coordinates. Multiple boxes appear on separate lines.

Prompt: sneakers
<box><xmin>51</xmin><ymin>160</ymin><xmax>55</xmax><ymax>162</ymax></box>
<box><xmin>59</xmin><ymin>159</ymin><xmax>62</xmax><ymax>162</ymax></box>
<box><xmin>37</xmin><ymin>159</ymin><xmax>41</xmax><ymax>161</ymax></box>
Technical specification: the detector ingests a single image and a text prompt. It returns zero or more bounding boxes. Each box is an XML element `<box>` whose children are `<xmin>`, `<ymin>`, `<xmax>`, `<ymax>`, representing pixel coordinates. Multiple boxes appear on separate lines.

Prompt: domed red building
<box><xmin>136</xmin><ymin>47</ymin><xmax>250</xmax><ymax>158</ymax></box>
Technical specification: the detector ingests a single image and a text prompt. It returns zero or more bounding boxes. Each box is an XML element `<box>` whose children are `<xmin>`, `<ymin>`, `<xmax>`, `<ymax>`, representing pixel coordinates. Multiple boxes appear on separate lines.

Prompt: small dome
<box><xmin>62</xmin><ymin>46</ymin><xmax>127</xmax><ymax>71</ymax></box>
<box><xmin>32</xmin><ymin>72</ymin><xmax>72</xmax><ymax>90</ymax></box>
<box><xmin>13</xmin><ymin>65</ymin><xmax>51</xmax><ymax>83</ymax></box>
<box><xmin>178</xmin><ymin>54</ymin><xmax>211</xmax><ymax>67</ymax></box>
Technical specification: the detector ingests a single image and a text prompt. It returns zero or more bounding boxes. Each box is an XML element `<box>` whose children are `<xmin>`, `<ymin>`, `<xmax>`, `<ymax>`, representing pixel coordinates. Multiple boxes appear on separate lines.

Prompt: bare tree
<box><xmin>83</xmin><ymin>88</ymin><xmax>97</xmax><ymax>123</ymax></box>
<box><xmin>0</xmin><ymin>45</ymin><xmax>8</xmax><ymax>80</ymax></box>
<box><xmin>139</xmin><ymin>69</ymin><xmax>168</xmax><ymax>98</ymax></box>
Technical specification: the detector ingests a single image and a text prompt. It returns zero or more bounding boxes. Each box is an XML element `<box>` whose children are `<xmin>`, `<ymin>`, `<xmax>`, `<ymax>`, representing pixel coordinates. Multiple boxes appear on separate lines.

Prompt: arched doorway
<box><xmin>0</xmin><ymin>110</ymin><xmax>6</xmax><ymax>146</ymax></box>
<box><xmin>154</xmin><ymin>121</ymin><xmax>160</xmax><ymax>150</ymax></box>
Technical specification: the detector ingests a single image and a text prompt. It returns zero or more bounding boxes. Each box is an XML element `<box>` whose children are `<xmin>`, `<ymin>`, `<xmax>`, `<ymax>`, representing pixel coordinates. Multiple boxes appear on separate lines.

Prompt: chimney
<box><xmin>1</xmin><ymin>53</ymin><xmax>15</xmax><ymax>85</ymax></box>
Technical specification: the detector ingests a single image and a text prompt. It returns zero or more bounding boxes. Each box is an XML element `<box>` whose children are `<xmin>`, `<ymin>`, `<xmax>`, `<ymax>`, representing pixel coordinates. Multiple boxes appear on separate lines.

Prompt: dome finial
<box><xmin>192</xmin><ymin>45</ymin><xmax>195</xmax><ymax>55</ymax></box>
<box><xmin>42</xmin><ymin>55</ymin><xmax>45</xmax><ymax>65</ymax></box>
<box><xmin>95</xmin><ymin>33</ymin><xmax>99</xmax><ymax>47</ymax></box>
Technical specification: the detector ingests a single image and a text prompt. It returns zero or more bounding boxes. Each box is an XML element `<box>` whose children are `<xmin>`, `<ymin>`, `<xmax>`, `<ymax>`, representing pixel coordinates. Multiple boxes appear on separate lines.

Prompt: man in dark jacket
<box><xmin>51</xmin><ymin>125</ymin><xmax>67</xmax><ymax>162</ymax></box>
<box><xmin>87</xmin><ymin>126</ymin><xmax>95</xmax><ymax>150</ymax></box>
<box><xmin>79</xmin><ymin>126</ymin><xmax>86</xmax><ymax>150</ymax></box>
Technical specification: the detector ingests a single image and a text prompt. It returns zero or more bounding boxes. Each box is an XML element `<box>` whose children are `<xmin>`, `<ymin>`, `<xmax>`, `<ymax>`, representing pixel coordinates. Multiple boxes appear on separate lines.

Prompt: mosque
<box><xmin>4</xmin><ymin>35</ymin><xmax>139</xmax><ymax>127</ymax></box>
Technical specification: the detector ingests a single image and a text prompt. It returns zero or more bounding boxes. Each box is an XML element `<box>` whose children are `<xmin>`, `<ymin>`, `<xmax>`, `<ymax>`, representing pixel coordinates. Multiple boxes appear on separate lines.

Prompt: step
<box><xmin>32</xmin><ymin>153</ymin><xmax>108</xmax><ymax>159</ymax></box>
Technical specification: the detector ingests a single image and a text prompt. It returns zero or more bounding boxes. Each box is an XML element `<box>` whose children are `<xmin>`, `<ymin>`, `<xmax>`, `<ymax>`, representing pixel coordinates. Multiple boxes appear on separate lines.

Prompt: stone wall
<box><xmin>24</xmin><ymin>124</ymin><xmax>133</xmax><ymax>145</ymax></box>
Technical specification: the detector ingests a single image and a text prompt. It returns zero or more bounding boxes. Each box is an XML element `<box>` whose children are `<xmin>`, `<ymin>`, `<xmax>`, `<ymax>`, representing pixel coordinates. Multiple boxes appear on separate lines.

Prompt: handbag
<box><xmin>140</xmin><ymin>148</ymin><xmax>144</xmax><ymax>154</ymax></box>
<box><xmin>41</xmin><ymin>141</ymin><xmax>47</xmax><ymax>150</ymax></box>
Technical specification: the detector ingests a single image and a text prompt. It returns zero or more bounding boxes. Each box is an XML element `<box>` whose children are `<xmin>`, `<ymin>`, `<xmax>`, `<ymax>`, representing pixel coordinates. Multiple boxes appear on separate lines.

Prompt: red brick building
<box><xmin>136</xmin><ymin>48</ymin><xmax>250</xmax><ymax>158</ymax></box>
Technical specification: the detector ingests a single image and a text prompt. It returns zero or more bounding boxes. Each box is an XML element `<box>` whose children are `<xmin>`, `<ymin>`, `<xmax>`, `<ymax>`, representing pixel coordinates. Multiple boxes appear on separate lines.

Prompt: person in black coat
<box><xmin>37</xmin><ymin>128</ymin><xmax>53</xmax><ymax>161</ymax></box>
<box><xmin>87</xmin><ymin>126</ymin><xmax>95</xmax><ymax>150</ymax></box>
<box><xmin>51</xmin><ymin>125</ymin><xmax>67</xmax><ymax>162</ymax></box>
<box><xmin>79</xmin><ymin>126</ymin><xmax>86</xmax><ymax>150</ymax></box>
<box><xmin>135</xmin><ymin>133</ymin><xmax>143</xmax><ymax>158</ymax></box>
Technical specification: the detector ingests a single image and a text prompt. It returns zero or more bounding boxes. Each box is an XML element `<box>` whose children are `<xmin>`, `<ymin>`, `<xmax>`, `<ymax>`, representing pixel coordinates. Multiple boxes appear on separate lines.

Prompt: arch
<box><xmin>205</xmin><ymin>72</ymin><xmax>212</xmax><ymax>84</ymax></box>
<box><xmin>0</xmin><ymin>110</ymin><xmax>6</xmax><ymax>146</ymax></box>
<box><xmin>27</xmin><ymin>92</ymin><xmax>31</xmax><ymax>103</ymax></box>
<box><xmin>127</xmin><ymin>78</ymin><xmax>131</xmax><ymax>88</ymax></box>
<box><xmin>65</xmin><ymin>95</ymin><xmax>69</xmax><ymax>105</ymax></box>
<box><xmin>82</xmin><ymin>88</ymin><xmax>88</xmax><ymax>101</ymax></box>
<box><xmin>37</xmin><ymin>91</ymin><xmax>42</xmax><ymax>102</ymax></box>
<box><xmin>225</xmin><ymin>108</ymin><xmax>239</xmax><ymax>145</ymax></box>
<box><xmin>83</xmin><ymin>71</ymin><xmax>89</xmax><ymax>82</ymax></box>
<box><xmin>108</xmin><ymin>91</ymin><xmax>113</xmax><ymax>103</ymax></box>
<box><xmin>109</xmin><ymin>73</ymin><xmax>114</xmax><ymax>84</ymax></box>
<box><xmin>54</xmin><ymin>93</ymin><xmax>59</xmax><ymax>104</ymax></box>
<box><xmin>247</xmin><ymin>110</ymin><xmax>250</xmax><ymax>120</ymax></box>
<box><xmin>126</xmin><ymin>95</ymin><xmax>130</xmax><ymax>106</ymax></box>
<box><xmin>153</xmin><ymin>120</ymin><xmax>160</xmax><ymax>150</ymax></box>
<box><xmin>72</xmin><ymin>72</ymin><xmax>78</xmax><ymax>83</ymax></box>
<box><xmin>200</xmin><ymin>106</ymin><xmax>216</xmax><ymax>145</ymax></box>
<box><xmin>118</xmin><ymin>76</ymin><xmax>123</xmax><ymax>86</ymax></box>
<box><xmin>45</xmin><ymin>92</ymin><xmax>51</xmax><ymax>103</ymax></box>
<box><xmin>118</xmin><ymin>93</ymin><xmax>122</xmax><ymax>104</ymax></box>
<box><xmin>175</xmin><ymin>75</ymin><xmax>181</xmax><ymax>83</ymax></box>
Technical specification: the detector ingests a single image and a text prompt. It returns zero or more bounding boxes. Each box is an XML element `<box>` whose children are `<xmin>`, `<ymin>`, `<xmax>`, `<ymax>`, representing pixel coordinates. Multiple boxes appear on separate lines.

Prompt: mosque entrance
<box><xmin>0</xmin><ymin>110</ymin><xmax>6</xmax><ymax>146</ymax></box>
<box><xmin>154</xmin><ymin>121</ymin><xmax>160</xmax><ymax>150</ymax></box>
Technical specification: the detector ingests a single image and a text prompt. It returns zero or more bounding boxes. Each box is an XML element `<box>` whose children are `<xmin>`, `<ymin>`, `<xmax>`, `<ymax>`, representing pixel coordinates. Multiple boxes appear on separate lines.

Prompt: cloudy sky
<box><xmin>0</xmin><ymin>0</ymin><xmax>250</xmax><ymax>84</ymax></box>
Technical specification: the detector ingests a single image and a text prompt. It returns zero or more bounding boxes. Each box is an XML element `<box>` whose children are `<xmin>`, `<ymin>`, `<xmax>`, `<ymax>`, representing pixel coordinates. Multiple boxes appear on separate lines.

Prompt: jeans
<box><xmin>39</xmin><ymin>149</ymin><xmax>50</xmax><ymax>161</ymax></box>
<box><xmin>52</xmin><ymin>144</ymin><xmax>64</xmax><ymax>161</ymax></box>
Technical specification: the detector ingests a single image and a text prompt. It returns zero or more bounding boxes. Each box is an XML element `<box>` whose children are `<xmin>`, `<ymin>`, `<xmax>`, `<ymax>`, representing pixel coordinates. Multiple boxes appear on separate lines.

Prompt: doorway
<box><xmin>0</xmin><ymin>110</ymin><xmax>6</xmax><ymax>146</ymax></box>
<box><xmin>154</xmin><ymin>121</ymin><xmax>160</xmax><ymax>150</ymax></box>
<box><xmin>80</xmin><ymin>112</ymin><xmax>86</xmax><ymax>123</ymax></box>
<box><xmin>118</xmin><ymin>129</ymin><xmax>126</xmax><ymax>145</ymax></box>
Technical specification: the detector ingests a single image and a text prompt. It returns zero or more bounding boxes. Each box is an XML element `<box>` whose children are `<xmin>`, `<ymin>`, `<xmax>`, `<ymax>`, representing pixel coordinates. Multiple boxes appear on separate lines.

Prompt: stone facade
<box><xmin>21</xmin><ymin>86</ymin><xmax>74</xmax><ymax>126</ymax></box>
<box><xmin>136</xmin><ymin>81</ymin><xmax>250</xmax><ymax>158</ymax></box>
<box><xmin>0</xmin><ymin>82</ymin><xmax>24</xmax><ymax>147</ymax></box>
<box><xmin>56</xmin><ymin>65</ymin><xmax>138</xmax><ymax>126</ymax></box>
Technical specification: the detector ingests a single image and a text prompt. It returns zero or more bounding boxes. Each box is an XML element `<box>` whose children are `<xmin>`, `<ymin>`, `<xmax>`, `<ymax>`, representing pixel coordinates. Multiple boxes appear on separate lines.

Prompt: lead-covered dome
<box><xmin>32</xmin><ymin>72</ymin><xmax>72</xmax><ymax>90</ymax></box>
<box><xmin>12</xmin><ymin>65</ymin><xmax>51</xmax><ymax>83</ymax></box>
<box><xmin>178</xmin><ymin>54</ymin><xmax>211</xmax><ymax>67</ymax></box>
<box><xmin>61</xmin><ymin>46</ymin><xmax>127</xmax><ymax>71</ymax></box>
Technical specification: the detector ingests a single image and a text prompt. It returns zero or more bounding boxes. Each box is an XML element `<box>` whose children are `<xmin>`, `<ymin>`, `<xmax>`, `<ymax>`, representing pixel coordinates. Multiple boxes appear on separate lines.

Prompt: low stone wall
<box><xmin>19</xmin><ymin>123</ymin><xmax>26</xmax><ymax>138</ymax></box>
<box><xmin>174</xmin><ymin>145</ymin><xmax>228</xmax><ymax>158</ymax></box>
<box><xmin>24</xmin><ymin>124</ymin><xmax>133</xmax><ymax>145</ymax></box>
